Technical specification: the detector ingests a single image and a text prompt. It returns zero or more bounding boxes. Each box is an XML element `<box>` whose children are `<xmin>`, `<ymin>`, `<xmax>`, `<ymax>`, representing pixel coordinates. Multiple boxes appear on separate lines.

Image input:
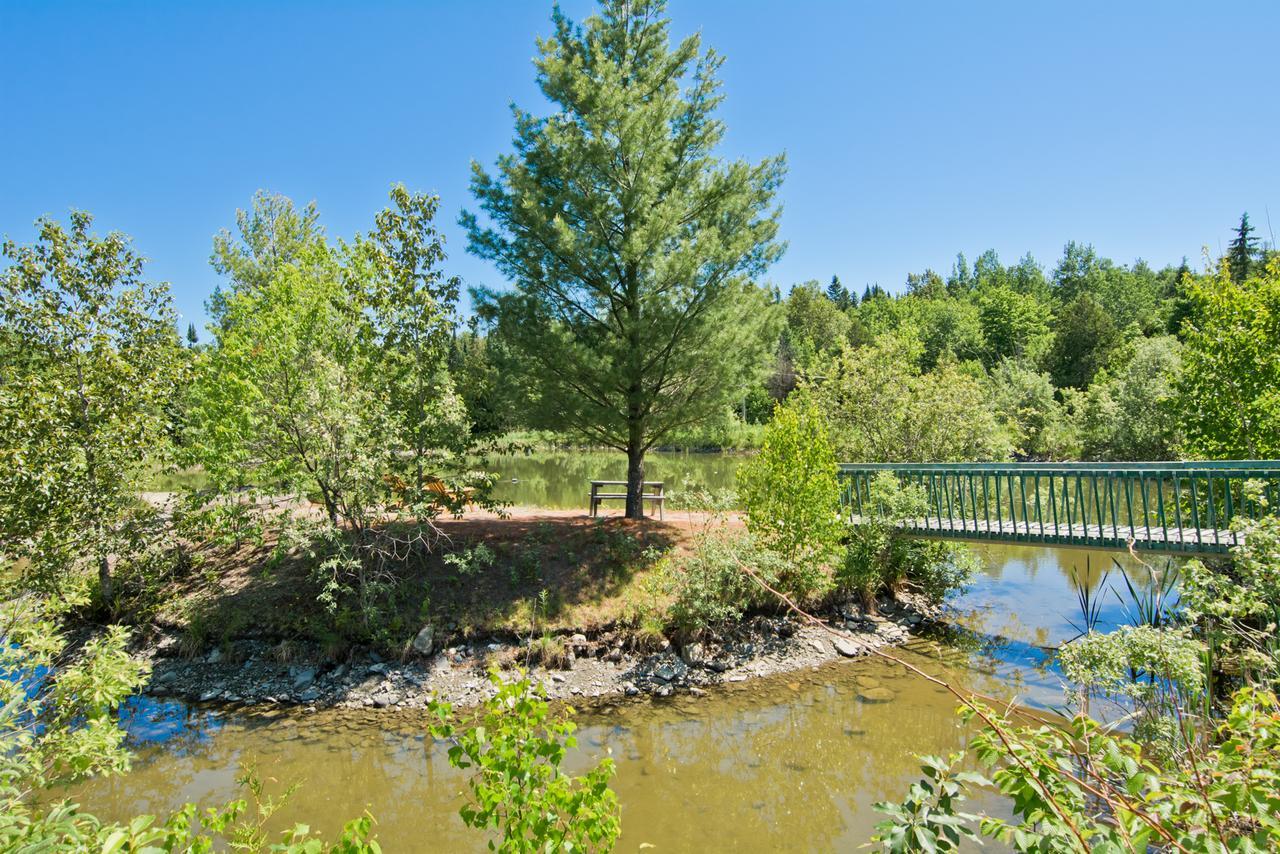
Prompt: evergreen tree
<box><xmin>465</xmin><ymin>0</ymin><xmax>784</xmax><ymax>518</ymax></box>
<box><xmin>185</xmin><ymin>322</ymin><xmax>198</xmax><ymax>348</ymax></box>
<box><xmin>1227</xmin><ymin>212</ymin><xmax>1259</xmax><ymax>283</ymax></box>
<box><xmin>825</xmin><ymin>274</ymin><xmax>851</xmax><ymax>309</ymax></box>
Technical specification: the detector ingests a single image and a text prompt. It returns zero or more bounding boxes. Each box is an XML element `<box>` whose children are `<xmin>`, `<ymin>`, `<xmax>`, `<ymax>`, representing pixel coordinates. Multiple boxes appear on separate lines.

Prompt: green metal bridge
<box><xmin>837</xmin><ymin>462</ymin><xmax>1280</xmax><ymax>554</ymax></box>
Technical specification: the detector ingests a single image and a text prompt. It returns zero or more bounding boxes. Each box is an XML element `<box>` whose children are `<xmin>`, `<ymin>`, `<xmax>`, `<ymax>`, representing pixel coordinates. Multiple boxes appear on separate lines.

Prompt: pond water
<box><xmin>488</xmin><ymin>450</ymin><xmax>743</xmax><ymax>509</ymax></box>
<box><xmin>70</xmin><ymin>541</ymin><xmax>1174</xmax><ymax>851</ymax></box>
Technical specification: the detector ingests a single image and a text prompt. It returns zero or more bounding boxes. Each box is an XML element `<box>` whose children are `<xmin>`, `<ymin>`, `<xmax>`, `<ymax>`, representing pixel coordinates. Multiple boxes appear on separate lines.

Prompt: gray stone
<box><xmin>291</xmin><ymin>667</ymin><xmax>317</xmax><ymax>689</ymax></box>
<box><xmin>623</xmin><ymin>682</ymin><xmax>640</xmax><ymax>696</ymax></box>
<box><xmin>833</xmin><ymin>637</ymin><xmax>862</xmax><ymax>657</ymax></box>
<box><xmin>706</xmin><ymin>659</ymin><xmax>729</xmax><ymax>673</ymax></box>
<box><xmin>654</xmin><ymin>663</ymin><xmax>677</xmax><ymax>682</ymax></box>
<box><xmin>371</xmin><ymin>691</ymin><xmax>400</xmax><ymax>708</ymax></box>
<box><xmin>680</xmin><ymin>643</ymin><xmax>705</xmax><ymax>666</ymax></box>
<box><xmin>808</xmin><ymin>637</ymin><xmax>828</xmax><ymax>655</ymax></box>
<box><xmin>206</xmin><ymin>648</ymin><xmax>223</xmax><ymax>664</ymax></box>
<box><xmin>856</xmin><ymin>686</ymin><xmax>896</xmax><ymax>703</ymax></box>
<box><xmin>412</xmin><ymin>625</ymin><xmax>435</xmax><ymax>656</ymax></box>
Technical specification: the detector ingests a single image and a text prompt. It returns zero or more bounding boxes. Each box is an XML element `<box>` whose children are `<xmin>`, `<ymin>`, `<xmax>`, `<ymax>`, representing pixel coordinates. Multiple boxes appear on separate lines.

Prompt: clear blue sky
<box><xmin>2</xmin><ymin>0</ymin><xmax>1277</xmax><ymax>331</ymax></box>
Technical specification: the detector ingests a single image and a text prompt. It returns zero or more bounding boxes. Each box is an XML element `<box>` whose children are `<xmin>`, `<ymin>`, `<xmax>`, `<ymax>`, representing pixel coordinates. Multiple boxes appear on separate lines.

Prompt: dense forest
<box><xmin>460</xmin><ymin>211</ymin><xmax>1278</xmax><ymax>464</ymax></box>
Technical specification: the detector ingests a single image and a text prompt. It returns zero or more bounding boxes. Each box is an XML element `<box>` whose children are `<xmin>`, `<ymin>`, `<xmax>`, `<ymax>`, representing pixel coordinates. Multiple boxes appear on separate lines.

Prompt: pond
<box><xmin>71</xmin><ymin>541</ymin><xmax>1174</xmax><ymax>851</ymax></box>
<box><xmin>488</xmin><ymin>449</ymin><xmax>743</xmax><ymax>509</ymax></box>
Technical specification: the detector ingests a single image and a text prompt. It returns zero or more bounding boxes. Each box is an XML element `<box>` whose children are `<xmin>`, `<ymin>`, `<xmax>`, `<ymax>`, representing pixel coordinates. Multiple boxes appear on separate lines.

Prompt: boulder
<box><xmin>856</xmin><ymin>686</ymin><xmax>896</xmax><ymax>703</ymax></box>
<box><xmin>412</xmin><ymin>625</ymin><xmax>435</xmax><ymax>656</ymax></box>
<box><xmin>833</xmin><ymin>636</ymin><xmax>862</xmax><ymax>657</ymax></box>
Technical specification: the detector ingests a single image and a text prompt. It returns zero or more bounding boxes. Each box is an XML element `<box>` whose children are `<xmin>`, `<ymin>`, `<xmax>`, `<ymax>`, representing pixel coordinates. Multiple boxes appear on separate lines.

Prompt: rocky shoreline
<box><xmin>143</xmin><ymin>596</ymin><xmax>935</xmax><ymax>712</ymax></box>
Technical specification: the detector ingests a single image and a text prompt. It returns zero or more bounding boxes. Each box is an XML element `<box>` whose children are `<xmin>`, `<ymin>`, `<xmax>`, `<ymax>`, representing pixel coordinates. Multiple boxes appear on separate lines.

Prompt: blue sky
<box><xmin>2</xmin><ymin>1</ymin><xmax>1277</xmax><ymax>331</ymax></box>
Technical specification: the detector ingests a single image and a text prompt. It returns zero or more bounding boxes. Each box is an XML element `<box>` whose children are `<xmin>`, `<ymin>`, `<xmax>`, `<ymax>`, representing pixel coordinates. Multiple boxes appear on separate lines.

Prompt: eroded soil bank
<box><xmin>138</xmin><ymin>503</ymin><xmax>938</xmax><ymax>711</ymax></box>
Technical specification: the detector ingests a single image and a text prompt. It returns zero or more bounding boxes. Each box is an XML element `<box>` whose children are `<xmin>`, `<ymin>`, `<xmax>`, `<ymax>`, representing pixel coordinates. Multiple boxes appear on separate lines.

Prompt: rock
<box><xmin>833</xmin><ymin>637</ymin><xmax>862</xmax><ymax>657</ymax></box>
<box><xmin>156</xmin><ymin>635</ymin><xmax>180</xmax><ymax>657</ymax></box>
<box><xmin>206</xmin><ymin>648</ymin><xmax>223</xmax><ymax>664</ymax></box>
<box><xmin>623</xmin><ymin>682</ymin><xmax>640</xmax><ymax>696</ymax></box>
<box><xmin>604</xmin><ymin>647</ymin><xmax>623</xmax><ymax>663</ymax></box>
<box><xmin>371</xmin><ymin>691</ymin><xmax>400</xmax><ymax>708</ymax></box>
<box><xmin>412</xmin><ymin>625</ymin><xmax>435</xmax><ymax>656</ymax></box>
<box><xmin>808</xmin><ymin>637</ymin><xmax>828</xmax><ymax>655</ymax></box>
<box><xmin>654</xmin><ymin>663</ymin><xmax>677</xmax><ymax>682</ymax></box>
<box><xmin>198</xmin><ymin>689</ymin><xmax>220</xmax><ymax>702</ymax></box>
<box><xmin>680</xmin><ymin>643</ymin><xmax>705</xmax><ymax>666</ymax></box>
<box><xmin>551</xmin><ymin>673</ymin><xmax>567</xmax><ymax>684</ymax></box>
<box><xmin>856</xmin><ymin>686</ymin><xmax>896</xmax><ymax>703</ymax></box>
<box><xmin>291</xmin><ymin>667</ymin><xmax>317</xmax><ymax>690</ymax></box>
<box><xmin>706</xmin><ymin>659</ymin><xmax>729</xmax><ymax>673</ymax></box>
<box><xmin>571</xmin><ymin>633</ymin><xmax>588</xmax><ymax>646</ymax></box>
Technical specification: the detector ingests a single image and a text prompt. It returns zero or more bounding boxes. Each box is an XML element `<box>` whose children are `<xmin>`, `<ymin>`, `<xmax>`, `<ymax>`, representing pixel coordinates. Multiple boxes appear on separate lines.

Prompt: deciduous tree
<box><xmin>0</xmin><ymin>212</ymin><xmax>182</xmax><ymax>608</ymax></box>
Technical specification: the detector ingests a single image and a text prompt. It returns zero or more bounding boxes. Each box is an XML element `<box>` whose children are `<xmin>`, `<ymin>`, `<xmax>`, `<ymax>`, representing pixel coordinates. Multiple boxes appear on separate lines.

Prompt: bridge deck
<box><xmin>850</xmin><ymin>515</ymin><xmax>1239</xmax><ymax>552</ymax></box>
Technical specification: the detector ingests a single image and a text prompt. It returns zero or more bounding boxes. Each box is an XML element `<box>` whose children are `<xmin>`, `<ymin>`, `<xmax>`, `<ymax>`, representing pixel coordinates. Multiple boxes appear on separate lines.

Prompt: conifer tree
<box><xmin>1227</xmin><ymin>212</ymin><xmax>1259</xmax><ymax>283</ymax></box>
<box><xmin>826</xmin><ymin>275</ymin><xmax>851</xmax><ymax>309</ymax></box>
<box><xmin>465</xmin><ymin>0</ymin><xmax>784</xmax><ymax>517</ymax></box>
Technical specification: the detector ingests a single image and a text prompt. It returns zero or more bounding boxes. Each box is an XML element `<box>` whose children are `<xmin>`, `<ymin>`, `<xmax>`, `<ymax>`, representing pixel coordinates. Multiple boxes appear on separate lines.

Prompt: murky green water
<box><xmin>71</xmin><ymin>540</ymin><xmax>1171</xmax><ymax>851</ymax></box>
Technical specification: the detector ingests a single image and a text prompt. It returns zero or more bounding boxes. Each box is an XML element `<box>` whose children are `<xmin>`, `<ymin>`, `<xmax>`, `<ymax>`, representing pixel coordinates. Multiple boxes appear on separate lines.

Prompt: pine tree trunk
<box><xmin>625</xmin><ymin>441</ymin><xmax>646</xmax><ymax>520</ymax></box>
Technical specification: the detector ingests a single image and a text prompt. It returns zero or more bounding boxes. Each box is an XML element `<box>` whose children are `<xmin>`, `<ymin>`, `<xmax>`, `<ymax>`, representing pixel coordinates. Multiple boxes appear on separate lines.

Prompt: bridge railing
<box><xmin>836</xmin><ymin>461</ymin><xmax>1280</xmax><ymax>553</ymax></box>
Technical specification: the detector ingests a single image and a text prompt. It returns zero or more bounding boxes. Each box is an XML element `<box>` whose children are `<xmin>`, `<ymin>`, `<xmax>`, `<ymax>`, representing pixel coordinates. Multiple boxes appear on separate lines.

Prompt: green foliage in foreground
<box><xmin>0</xmin><ymin>598</ymin><xmax>380</xmax><ymax>852</ymax></box>
<box><xmin>875</xmin><ymin>501</ymin><xmax>1280</xmax><ymax>852</ymax></box>
<box><xmin>428</xmin><ymin>670</ymin><xmax>621</xmax><ymax>853</ymax></box>
<box><xmin>876</xmin><ymin>688</ymin><xmax>1280</xmax><ymax>852</ymax></box>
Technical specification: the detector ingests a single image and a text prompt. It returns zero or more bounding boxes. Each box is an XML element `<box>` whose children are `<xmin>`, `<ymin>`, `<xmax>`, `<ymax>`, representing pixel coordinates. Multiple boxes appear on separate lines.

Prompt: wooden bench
<box><xmin>589</xmin><ymin>480</ymin><xmax>665</xmax><ymax>519</ymax></box>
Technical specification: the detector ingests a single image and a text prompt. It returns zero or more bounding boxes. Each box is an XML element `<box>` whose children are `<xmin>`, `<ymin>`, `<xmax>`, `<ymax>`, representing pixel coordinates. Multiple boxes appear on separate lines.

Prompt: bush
<box><xmin>839</xmin><ymin>473</ymin><xmax>977</xmax><ymax>610</ymax></box>
<box><xmin>737</xmin><ymin>392</ymin><xmax>842</xmax><ymax>600</ymax></box>
<box><xmin>665</xmin><ymin>529</ymin><xmax>785</xmax><ymax>637</ymax></box>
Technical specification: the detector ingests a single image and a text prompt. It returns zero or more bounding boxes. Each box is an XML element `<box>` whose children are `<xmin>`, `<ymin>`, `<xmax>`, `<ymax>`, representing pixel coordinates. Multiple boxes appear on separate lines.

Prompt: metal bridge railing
<box><xmin>836</xmin><ymin>461</ymin><xmax>1280</xmax><ymax>553</ymax></box>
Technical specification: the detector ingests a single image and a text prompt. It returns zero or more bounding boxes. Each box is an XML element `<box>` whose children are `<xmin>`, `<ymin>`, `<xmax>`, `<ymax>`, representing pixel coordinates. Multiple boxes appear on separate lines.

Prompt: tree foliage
<box><xmin>737</xmin><ymin>393</ymin><xmax>843</xmax><ymax>599</ymax></box>
<box><xmin>812</xmin><ymin>336</ymin><xmax>1012</xmax><ymax>463</ymax></box>
<box><xmin>0</xmin><ymin>212</ymin><xmax>183</xmax><ymax>608</ymax></box>
<box><xmin>1177</xmin><ymin>256</ymin><xmax>1280</xmax><ymax>459</ymax></box>
<box><xmin>466</xmin><ymin>0</ymin><xmax>783</xmax><ymax>516</ymax></box>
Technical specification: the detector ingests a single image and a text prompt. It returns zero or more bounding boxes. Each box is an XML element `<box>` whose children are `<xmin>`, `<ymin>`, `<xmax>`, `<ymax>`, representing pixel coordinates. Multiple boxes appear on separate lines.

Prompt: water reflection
<box><xmin>71</xmin><ymin>542</ymin><xmax>1178</xmax><ymax>851</ymax></box>
<box><xmin>489</xmin><ymin>451</ymin><xmax>742</xmax><ymax>509</ymax></box>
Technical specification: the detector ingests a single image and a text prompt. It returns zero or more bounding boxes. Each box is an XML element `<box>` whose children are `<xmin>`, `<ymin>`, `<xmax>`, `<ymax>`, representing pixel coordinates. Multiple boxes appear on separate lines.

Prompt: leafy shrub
<box><xmin>875</xmin><ymin>687</ymin><xmax>1280</xmax><ymax>852</ymax></box>
<box><xmin>839</xmin><ymin>473</ymin><xmax>977</xmax><ymax>610</ymax></box>
<box><xmin>0</xmin><ymin>599</ymin><xmax>380</xmax><ymax>852</ymax></box>
<box><xmin>443</xmin><ymin>542</ymin><xmax>496</xmax><ymax>577</ymax></box>
<box><xmin>665</xmin><ymin>529</ymin><xmax>786</xmax><ymax>637</ymax></box>
<box><xmin>428</xmin><ymin>669</ymin><xmax>620</xmax><ymax>852</ymax></box>
<box><xmin>737</xmin><ymin>392</ymin><xmax>842</xmax><ymax>600</ymax></box>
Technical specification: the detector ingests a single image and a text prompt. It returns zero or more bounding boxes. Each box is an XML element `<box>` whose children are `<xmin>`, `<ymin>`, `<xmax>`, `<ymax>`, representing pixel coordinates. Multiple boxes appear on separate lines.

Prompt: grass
<box><xmin>151</xmin><ymin>511</ymin><xmax>687</xmax><ymax>658</ymax></box>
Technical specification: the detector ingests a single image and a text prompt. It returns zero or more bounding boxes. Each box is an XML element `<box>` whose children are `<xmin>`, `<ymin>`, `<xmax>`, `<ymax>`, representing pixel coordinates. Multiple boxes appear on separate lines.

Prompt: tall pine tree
<box><xmin>465</xmin><ymin>0</ymin><xmax>784</xmax><ymax>518</ymax></box>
